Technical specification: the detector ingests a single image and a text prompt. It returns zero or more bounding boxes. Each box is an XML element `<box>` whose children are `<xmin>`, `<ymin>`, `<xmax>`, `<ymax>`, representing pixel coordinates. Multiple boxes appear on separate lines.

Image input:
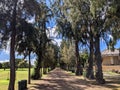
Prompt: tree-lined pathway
<box><xmin>27</xmin><ymin>68</ymin><xmax>118</xmax><ymax>90</ymax></box>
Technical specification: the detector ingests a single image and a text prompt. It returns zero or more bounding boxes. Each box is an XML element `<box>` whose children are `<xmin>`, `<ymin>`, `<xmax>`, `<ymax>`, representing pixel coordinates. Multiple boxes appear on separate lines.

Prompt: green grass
<box><xmin>0</xmin><ymin>68</ymin><xmax>29</xmax><ymax>90</ymax></box>
<box><xmin>0</xmin><ymin>68</ymin><xmax>49</xmax><ymax>90</ymax></box>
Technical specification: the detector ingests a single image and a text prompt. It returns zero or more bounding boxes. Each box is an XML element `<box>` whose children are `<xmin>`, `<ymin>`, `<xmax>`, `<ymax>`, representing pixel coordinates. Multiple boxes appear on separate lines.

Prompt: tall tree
<box><xmin>31</xmin><ymin>1</ymin><xmax>53</xmax><ymax>79</ymax></box>
<box><xmin>60</xmin><ymin>40</ymin><xmax>76</xmax><ymax>71</ymax></box>
<box><xmin>9</xmin><ymin>0</ymin><xmax>18</xmax><ymax>89</ymax></box>
<box><xmin>89</xmin><ymin>0</ymin><xmax>113</xmax><ymax>84</ymax></box>
<box><xmin>107</xmin><ymin>0</ymin><xmax>120</xmax><ymax>48</ymax></box>
<box><xmin>53</xmin><ymin>0</ymin><xmax>86</xmax><ymax>75</ymax></box>
<box><xmin>43</xmin><ymin>42</ymin><xmax>58</xmax><ymax>70</ymax></box>
<box><xmin>16</xmin><ymin>19</ymin><xmax>38</xmax><ymax>84</ymax></box>
<box><xmin>60</xmin><ymin>40</ymin><xmax>70</xmax><ymax>70</ymax></box>
<box><xmin>0</xmin><ymin>0</ymin><xmax>40</xmax><ymax>89</ymax></box>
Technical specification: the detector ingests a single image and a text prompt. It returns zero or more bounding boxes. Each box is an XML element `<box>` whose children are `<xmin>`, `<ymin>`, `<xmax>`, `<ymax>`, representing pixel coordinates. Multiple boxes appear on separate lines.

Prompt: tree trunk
<box><xmin>75</xmin><ymin>40</ymin><xmax>83</xmax><ymax>76</ymax></box>
<box><xmin>32</xmin><ymin>49</ymin><xmax>43</xmax><ymax>79</ymax></box>
<box><xmin>28</xmin><ymin>51</ymin><xmax>31</xmax><ymax>84</ymax></box>
<box><xmin>40</xmin><ymin>67</ymin><xmax>43</xmax><ymax>77</ymax></box>
<box><xmin>8</xmin><ymin>1</ymin><xmax>17</xmax><ymax>90</ymax></box>
<box><xmin>32</xmin><ymin>14</ymin><xmax>47</xmax><ymax>80</ymax></box>
<box><xmin>33</xmin><ymin>58</ymin><xmax>42</xmax><ymax>79</ymax></box>
<box><xmin>86</xmin><ymin>37</ymin><xmax>94</xmax><ymax>79</ymax></box>
<box><xmin>43</xmin><ymin>68</ymin><xmax>47</xmax><ymax>74</ymax></box>
<box><xmin>94</xmin><ymin>35</ymin><xmax>105</xmax><ymax>84</ymax></box>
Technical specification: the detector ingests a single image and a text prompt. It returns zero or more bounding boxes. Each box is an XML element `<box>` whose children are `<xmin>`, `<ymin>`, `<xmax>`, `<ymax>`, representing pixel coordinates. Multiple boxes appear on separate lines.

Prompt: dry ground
<box><xmin>27</xmin><ymin>68</ymin><xmax>120</xmax><ymax>90</ymax></box>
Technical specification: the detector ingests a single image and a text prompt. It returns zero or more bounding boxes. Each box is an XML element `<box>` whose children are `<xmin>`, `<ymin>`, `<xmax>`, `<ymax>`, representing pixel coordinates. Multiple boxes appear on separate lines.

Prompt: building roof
<box><xmin>102</xmin><ymin>49</ymin><xmax>120</xmax><ymax>57</ymax></box>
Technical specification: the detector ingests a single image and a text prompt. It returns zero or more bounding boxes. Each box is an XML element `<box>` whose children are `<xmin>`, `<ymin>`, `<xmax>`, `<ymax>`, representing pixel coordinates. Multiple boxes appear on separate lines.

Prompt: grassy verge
<box><xmin>0</xmin><ymin>68</ymin><xmax>50</xmax><ymax>90</ymax></box>
<box><xmin>0</xmin><ymin>68</ymin><xmax>29</xmax><ymax>90</ymax></box>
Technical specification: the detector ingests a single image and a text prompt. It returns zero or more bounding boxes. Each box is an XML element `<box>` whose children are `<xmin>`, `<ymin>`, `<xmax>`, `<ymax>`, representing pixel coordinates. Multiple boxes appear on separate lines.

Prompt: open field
<box><xmin>0</xmin><ymin>68</ymin><xmax>29</xmax><ymax>90</ymax></box>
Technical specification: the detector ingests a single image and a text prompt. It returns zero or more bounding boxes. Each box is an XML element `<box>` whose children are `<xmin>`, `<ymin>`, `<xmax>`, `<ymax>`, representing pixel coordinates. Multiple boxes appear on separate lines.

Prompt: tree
<box><xmin>18</xmin><ymin>60</ymin><xmax>29</xmax><ymax>69</ymax></box>
<box><xmin>0</xmin><ymin>0</ymin><xmax>40</xmax><ymax>89</ymax></box>
<box><xmin>16</xmin><ymin>19</ymin><xmax>38</xmax><ymax>84</ymax></box>
<box><xmin>88</xmin><ymin>0</ymin><xmax>114</xmax><ymax>84</ymax></box>
<box><xmin>31</xmin><ymin>1</ymin><xmax>53</xmax><ymax>79</ymax></box>
<box><xmin>76</xmin><ymin>0</ymin><xmax>120</xmax><ymax>83</ymax></box>
<box><xmin>2</xmin><ymin>62</ymin><xmax>10</xmax><ymax>70</ymax></box>
<box><xmin>60</xmin><ymin>40</ymin><xmax>70</xmax><ymax>70</ymax></box>
<box><xmin>60</xmin><ymin>40</ymin><xmax>76</xmax><ymax>71</ymax></box>
<box><xmin>80</xmin><ymin>49</ymin><xmax>89</xmax><ymax>68</ymax></box>
<box><xmin>106</xmin><ymin>0</ymin><xmax>120</xmax><ymax>49</ymax></box>
<box><xmin>53</xmin><ymin>0</ymin><xmax>87</xmax><ymax>75</ymax></box>
<box><xmin>43</xmin><ymin>43</ymin><xmax>58</xmax><ymax>72</ymax></box>
<box><xmin>15</xmin><ymin>59</ymin><xmax>23</xmax><ymax>70</ymax></box>
<box><xmin>85</xmin><ymin>26</ymin><xmax>95</xmax><ymax>79</ymax></box>
<box><xmin>0</xmin><ymin>63</ymin><xmax>2</xmax><ymax>69</ymax></box>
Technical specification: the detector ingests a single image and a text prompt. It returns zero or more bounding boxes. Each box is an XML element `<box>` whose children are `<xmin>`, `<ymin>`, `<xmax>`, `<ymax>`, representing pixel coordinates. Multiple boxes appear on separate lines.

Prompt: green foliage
<box><xmin>0</xmin><ymin>63</ymin><xmax>2</xmax><ymax>69</ymax></box>
<box><xmin>18</xmin><ymin>60</ymin><xmax>29</xmax><ymax>69</ymax></box>
<box><xmin>1</xmin><ymin>59</ymin><xmax>29</xmax><ymax>70</ymax></box>
<box><xmin>31</xmin><ymin>0</ymin><xmax>54</xmax><ymax>79</ymax></box>
<box><xmin>15</xmin><ymin>59</ymin><xmax>23</xmax><ymax>69</ymax></box>
<box><xmin>0</xmin><ymin>0</ymin><xmax>44</xmax><ymax>89</ymax></box>
<box><xmin>60</xmin><ymin>40</ymin><xmax>76</xmax><ymax>70</ymax></box>
<box><xmin>16</xmin><ymin>19</ymin><xmax>37</xmax><ymax>56</ymax></box>
<box><xmin>2</xmin><ymin>62</ymin><xmax>10</xmax><ymax>70</ymax></box>
<box><xmin>80</xmin><ymin>50</ymin><xmax>89</xmax><ymax>68</ymax></box>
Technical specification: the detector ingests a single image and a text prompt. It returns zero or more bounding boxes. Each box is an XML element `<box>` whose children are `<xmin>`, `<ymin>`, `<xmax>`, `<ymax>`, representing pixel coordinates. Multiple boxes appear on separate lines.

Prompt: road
<box><xmin>27</xmin><ymin>68</ymin><xmax>116</xmax><ymax>90</ymax></box>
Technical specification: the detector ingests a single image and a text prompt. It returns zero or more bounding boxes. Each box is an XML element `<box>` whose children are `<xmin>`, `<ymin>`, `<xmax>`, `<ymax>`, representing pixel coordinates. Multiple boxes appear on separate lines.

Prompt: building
<box><xmin>102</xmin><ymin>49</ymin><xmax>120</xmax><ymax>65</ymax></box>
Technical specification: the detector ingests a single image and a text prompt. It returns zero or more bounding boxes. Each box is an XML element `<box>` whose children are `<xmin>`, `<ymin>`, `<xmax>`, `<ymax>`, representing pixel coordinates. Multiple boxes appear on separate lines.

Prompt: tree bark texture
<box><xmin>75</xmin><ymin>40</ymin><xmax>83</xmax><ymax>76</ymax></box>
<box><xmin>86</xmin><ymin>37</ymin><xmax>94</xmax><ymax>79</ymax></box>
<box><xmin>32</xmin><ymin>50</ymin><xmax>43</xmax><ymax>79</ymax></box>
<box><xmin>28</xmin><ymin>51</ymin><xmax>31</xmax><ymax>84</ymax></box>
<box><xmin>8</xmin><ymin>0</ymin><xmax>17</xmax><ymax>90</ymax></box>
<box><xmin>94</xmin><ymin>35</ymin><xmax>105</xmax><ymax>84</ymax></box>
<box><xmin>33</xmin><ymin>57</ymin><xmax>42</xmax><ymax>79</ymax></box>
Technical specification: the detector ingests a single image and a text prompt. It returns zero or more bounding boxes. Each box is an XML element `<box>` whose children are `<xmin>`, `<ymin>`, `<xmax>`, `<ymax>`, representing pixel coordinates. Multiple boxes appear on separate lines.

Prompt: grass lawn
<box><xmin>0</xmin><ymin>68</ymin><xmax>48</xmax><ymax>90</ymax></box>
<box><xmin>0</xmin><ymin>68</ymin><xmax>29</xmax><ymax>90</ymax></box>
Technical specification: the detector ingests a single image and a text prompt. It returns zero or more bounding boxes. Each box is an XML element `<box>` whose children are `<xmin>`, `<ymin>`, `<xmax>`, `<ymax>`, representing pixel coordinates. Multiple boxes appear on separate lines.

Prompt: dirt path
<box><xmin>28</xmin><ymin>68</ymin><xmax>120</xmax><ymax>90</ymax></box>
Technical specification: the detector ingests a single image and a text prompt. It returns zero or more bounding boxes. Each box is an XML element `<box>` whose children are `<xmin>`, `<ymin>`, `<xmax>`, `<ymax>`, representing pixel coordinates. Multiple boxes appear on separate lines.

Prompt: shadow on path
<box><xmin>27</xmin><ymin>68</ymin><xmax>120</xmax><ymax>90</ymax></box>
